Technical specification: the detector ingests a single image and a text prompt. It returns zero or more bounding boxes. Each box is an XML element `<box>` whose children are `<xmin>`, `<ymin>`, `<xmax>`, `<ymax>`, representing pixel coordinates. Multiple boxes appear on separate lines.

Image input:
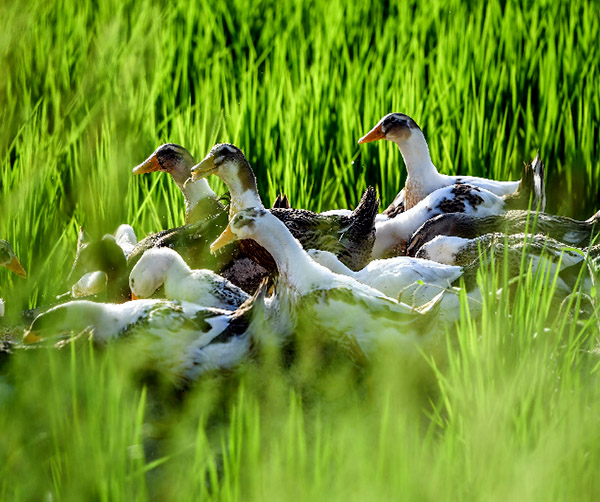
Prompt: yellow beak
<box><xmin>191</xmin><ymin>155</ymin><xmax>217</xmax><ymax>181</ymax></box>
<box><xmin>132</xmin><ymin>153</ymin><xmax>161</xmax><ymax>174</ymax></box>
<box><xmin>210</xmin><ymin>225</ymin><xmax>236</xmax><ymax>254</ymax></box>
<box><xmin>23</xmin><ymin>330</ymin><xmax>42</xmax><ymax>345</ymax></box>
<box><xmin>6</xmin><ymin>256</ymin><xmax>27</xmax><ymax>278</ymax></box>
<box><xmin>358</xmin><ymin>123</ymin><xmax>386</xmax><ymax>144</ymax></box>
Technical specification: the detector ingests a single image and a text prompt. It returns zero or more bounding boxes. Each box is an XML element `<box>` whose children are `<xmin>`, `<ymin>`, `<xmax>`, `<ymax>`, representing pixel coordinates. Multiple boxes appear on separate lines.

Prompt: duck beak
<box><xmin>6</xmin><ymin>256</ymin><xmax>27</xmax><ymax>278</ymax></box>
<box><xmin>210</xmin><ymin>225</ymin><xmax>236</xmax><ymax>254</ymax></box>
<box><xmin>132</xmin><ymin>152</ymin><xmax>161</xmax><ymax>174</ymax></box>
<box><xmin>23</xmin><ymin>330</ymin><xmax>42</xmax><ymax>345</ymax></box>
<box><xmin>131</xmin><ymin>292</ymin><xmax>139</xmax><ymax>301</ymax></box>
<box><xmin>191</xmin><ymin>155</ymin><xmax>217</xmax><ymax>181</ymax></box>
<box><xmin>358</xmin><ymin>123</ymin><xmax>386</xmax><ymax>144</ymax></box>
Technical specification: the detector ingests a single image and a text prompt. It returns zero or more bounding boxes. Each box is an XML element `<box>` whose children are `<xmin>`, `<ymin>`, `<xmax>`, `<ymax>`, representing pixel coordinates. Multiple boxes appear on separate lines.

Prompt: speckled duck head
<box><xmin>191</xmin><ymin>143</ymin><xmax>263</xmax><ymax>217</ymax></box>
<box><xmin>133</xmin><ymin>143</ymin><xmax>196</xmax><ymax>188</ymax></box>
<box><xmin>358</xmin><ymin>113</ymin><xmax>421</xmax><ymax>145</ymax></box>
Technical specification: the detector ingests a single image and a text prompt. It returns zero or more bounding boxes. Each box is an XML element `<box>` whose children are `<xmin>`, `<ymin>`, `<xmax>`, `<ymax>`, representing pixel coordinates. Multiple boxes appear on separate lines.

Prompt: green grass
<box><xmin>1</xmin><ymin>0</ymin><xmax>600</xmax><ymax>499</ymax></box>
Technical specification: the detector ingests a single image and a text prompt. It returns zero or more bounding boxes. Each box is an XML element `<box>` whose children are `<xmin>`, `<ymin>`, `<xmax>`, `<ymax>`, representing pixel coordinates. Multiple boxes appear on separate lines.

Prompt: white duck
<box><xmin>371</xmin><ymin>155</ymin><xmax>544</xmax><ymax>259</ymax></box>
<box><xmin>307</xmin><ymin>249</ymin><xmax>463</xmax><ymax>306</ymax></box>
<box><xmin>210</xmin><ymin>208</ymin><xmax>447</xmax><ymax>360</ymax></box>
<box><xmin>129</xmin><ymin>247</ymin><xmax>249</xmax><ymax>310</ymax></box>
<box><xmin>359</xmin><ymin>113</ymin><xmax>545</xmax><ymax>214</ymax></box>
<box><xmin>133</xmin><ymin>143</ymin><xmax>225</xmax><ymax>223</ymax></box>
<box><xmin>22</xmin><ymin>294</ymin><xmax>264</xmax><ymax>385</ymax></box>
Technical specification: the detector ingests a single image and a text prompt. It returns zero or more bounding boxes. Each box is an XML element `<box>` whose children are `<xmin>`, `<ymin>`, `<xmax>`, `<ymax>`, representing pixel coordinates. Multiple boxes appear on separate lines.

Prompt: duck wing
<box><xmin>382</xmin><ymin>188</ymin><xmax>406</xmax><ymax>218</ymax></box>
<box><xmin>295</xmin><ymin>285</ymin><xmax>440</xmax><ymax>361</ymax></box>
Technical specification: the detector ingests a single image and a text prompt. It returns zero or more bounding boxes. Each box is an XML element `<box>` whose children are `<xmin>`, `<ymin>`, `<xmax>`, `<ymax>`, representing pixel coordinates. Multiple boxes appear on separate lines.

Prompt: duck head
<box><xmin>133</xmin><ymin>143</ymin><xmax>195</xmax><ymax>188</ymax></box>
<box><xmin>191</xmin><ymin>144</ymin><xmax>262</xmax><ymax>215</ymax></box>
<box><xmin>358</xmin><ymin>113</ymin><xmax>421</xmax><ymax>145</ymax></box>
<box><xmin>210</xmin><ymin>208</ymin><xmax>268</xmax><ymax>253</ymax></box>
<box><xmin>0</xmin><ymin>239</ymin><xmax>26</xmax><ymax>278</ymax></box>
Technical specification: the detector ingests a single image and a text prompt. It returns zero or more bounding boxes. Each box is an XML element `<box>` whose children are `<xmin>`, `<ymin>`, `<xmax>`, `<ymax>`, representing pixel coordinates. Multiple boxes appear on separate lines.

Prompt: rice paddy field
<box><xmin>1</xmin><ymin>0</ymin><xmax>600</xmax><ymax>499</ymax></box>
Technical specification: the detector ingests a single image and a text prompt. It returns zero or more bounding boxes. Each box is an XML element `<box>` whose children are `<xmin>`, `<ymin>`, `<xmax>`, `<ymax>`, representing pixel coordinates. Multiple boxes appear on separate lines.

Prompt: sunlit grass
<box><xmin>0</xmin><ymin>0</ymin><xmax>599</xmax><ymax>499</ymax></box>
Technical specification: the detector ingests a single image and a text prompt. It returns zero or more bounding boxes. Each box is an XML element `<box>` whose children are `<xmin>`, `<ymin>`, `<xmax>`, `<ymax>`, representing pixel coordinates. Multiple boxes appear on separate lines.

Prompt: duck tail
<box><xmin>345</xmin><ymin>186</ymin><xmax>379</xmax><ymax>243</ymax></box>
<box><xmin>349</xmin><ymin>186</ymin><xmax>379</xmax><ymax>227</ymax></box>
<box><xmin>271</xmin><ymin>193</ymin><xmax>291</xmax><ymax>209</ymax></box>
<box><xmin>585</xmin><ymin>209</ymin><xmax>600</xmax><ymax>224</ymax></box>
<box><xmin>504</xmin><ymin>153</ymin><xmax>546</xmax><ymax>212</ymax></box>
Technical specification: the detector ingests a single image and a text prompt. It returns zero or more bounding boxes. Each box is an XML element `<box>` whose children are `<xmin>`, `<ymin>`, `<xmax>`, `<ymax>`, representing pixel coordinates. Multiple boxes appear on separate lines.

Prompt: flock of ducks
<box><xmin>3</xmin><ymin>112</ymin><xmax>600</xmax><ymax>387</ymax></box>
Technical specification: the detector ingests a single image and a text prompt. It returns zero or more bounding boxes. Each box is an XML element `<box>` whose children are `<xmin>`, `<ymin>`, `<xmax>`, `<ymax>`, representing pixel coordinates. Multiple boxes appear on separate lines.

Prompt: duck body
<box><xmin>192</xmin><ymin>143</ymin><xmax>379</xmax><ymax>272</ymax></box>
<box><xmin>307</xmin><ymin>249</ymin><xmax>463</xmax><ymax>306</ymax></box>
<box><xmin>129</xmin><ymin>247</ymin><xmax>249</xmax><ymax>310</ymax></box>
<box><xmin>66</xmin><ymin>229</ymin><xmax>130</xmax><ymax>302</ymax></box>
<box><xmin>359</xmin><ymin>113</ymin><xmax>545</xmax><ymax>213</ymax></box>
<box><xmin>24</xmin><ymin>296</ymin><xmax>261</xmax><ymax>385</ymax></box>
<box><xmin>406</xmin><ymin>209</ymin><xmax>600</xmax><ymax>257</ymax></box>
<box><xmin>211</xmin><ymin>208</ymin><xmax>444</xmax><ymax>360</ymax></box>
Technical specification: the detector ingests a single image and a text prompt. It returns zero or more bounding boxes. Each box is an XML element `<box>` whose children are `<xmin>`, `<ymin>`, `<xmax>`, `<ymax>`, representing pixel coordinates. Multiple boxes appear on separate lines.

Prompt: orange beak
<box><xmin>6</xmin><ymin>256</ymin><xmax>27</xmax><ymax>278</ymax></box>
<box><xmin>23</xmin><ymin>330</ymin><xmax>42</xmax><ymax>345</ymax></box>
<box><xmin>132</xmin><ymin>152</ymin><xmax>161</xmax><ymax>174</ymax></box>
<box><xmin>131</xmin><ymin>292</ymin><xmax>139</xmax><ymax>300</ymax></box>
<box><xmin>210</xmin><ymin>225</ymin><xmax>236</xmax><ymax>254</ymax></box>
<box><xmin>358</xmin><ymin>123</ymin><xmax>386</xmax><ymax>144</ymax></box>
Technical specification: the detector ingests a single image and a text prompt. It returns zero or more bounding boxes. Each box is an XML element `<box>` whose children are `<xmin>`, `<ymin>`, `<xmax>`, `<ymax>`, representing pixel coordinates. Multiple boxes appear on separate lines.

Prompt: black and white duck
<box><xmin>370</xmin><ymin>156</ymin><xmax>545</xmax><ymax>259</ymax></box>
<box><xmin>65</xmin><ymin>227</ymin><xmax>131</xmax><ymax>302</ymax></box>
<box><xmin>22</xmin><ymin>288</ymin><xmax>267</xmax><ymax>386</ymax></box>
<box><xmin>359</xmin><ymin>113</ymin><xmax>545</xmax><ymax>215</ymax></box>
<box><xmin>191</xmin><ymin>143</ymin><xmax>379</xmax><ymax>272</ymax></box>
<box><xmin>405</xmin><ymin>209</ymin><xmax>600</xmax><ymax>257</ymax></box>
<box><xmin>129</xmin><ymin>247</ymin><xmax>249</xmax><ymax>310</ymax></box>
<box><xmin>210</xmin><ymin>208</ymin><xmax>445</xmax><ymax>360</ymax></box>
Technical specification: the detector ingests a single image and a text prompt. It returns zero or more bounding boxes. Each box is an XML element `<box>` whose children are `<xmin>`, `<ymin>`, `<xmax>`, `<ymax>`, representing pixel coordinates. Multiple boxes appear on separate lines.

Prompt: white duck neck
<box><xmin>183</xmin><ymin>178</ymin><xmax>218</xmax><ymax>209</ymax></box>
<box><xmin>251</xmin><ymin>217</ymin><xmax>330</xmax><ymax>292</ymax></box>
<box><xmin>393</xmin><ymin>128</ymin><xmax>440</xmax><ymax>182</ymax></box>
<box><xmin>160</xmin><ymin>252</ymin><xmax>191</xmax><ymax>292</ymax></box>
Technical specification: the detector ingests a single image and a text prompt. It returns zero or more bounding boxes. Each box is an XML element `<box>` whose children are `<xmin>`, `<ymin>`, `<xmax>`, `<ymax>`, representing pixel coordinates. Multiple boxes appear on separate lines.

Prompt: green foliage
<box><xmin>0</xmin><ymin>0</ymin><xmax>599</xmax><ymax>499</ymax></box>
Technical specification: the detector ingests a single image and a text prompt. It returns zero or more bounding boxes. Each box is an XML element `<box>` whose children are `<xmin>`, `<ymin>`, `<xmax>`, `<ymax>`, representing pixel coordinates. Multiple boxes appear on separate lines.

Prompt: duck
<box><xmin>405</xmin><ymin>209</ymin><xmax>600</xmax><ymax>257</ymax></box>
<box><xmin>66</xmin><ymin>227</ymin><xmax>130</xmax><ymax>302</ymax></box>
<box><xmin>417</xmin><ymin>233</ymin><xmax>600</xmax><ymax>297</ymax></box>
<box><xmin>191</xmin><ymin>143</ymin><xmax>379</xmax><ymax>272</ymax></box>
<box><xmin>129</xmin><ymin>247</ymin><xmax>249</xmax><ymax>310</ymax></box>
<box><xmin>0</xmin><ymin>240</ymin><xmax>27</xmax><ymax>317</ymax></box>
<box><xmin>114</xmin><ymin>224</ymin><xmax>138</xmax><ymax>259</ymax></box>
<box><xmin>415</xmin><ymin>233</ymin><xmax>587</xmax><ymax>268</ymax></box>
<box><xmin>210</xmin><ymin>208</ymin><xmax>446</xmax><ymax>360</ymax></box>
<box><xmin>358</xmin><ymin>113</ymin><xmax>546</xmax><ymax>214</ymax></box>
<box><xmin>307</xmin><ymin>249</ymin><xmax>463</xmax><ymax>306</ymax></box>
<box><xmin>371</xmin><ymin>156</ymin><xmax>545</xmax><ymax>259</ymax></box>
<box><xmin>70</xmin><ymin>271</ymin><xmax>108</xmax><ymax>298</ymax></box>
<box><xmin>22</xmin><ymin>287</ymin><xmax>267</xmax><ymax>386</ymax></box>
<box><xmin>133</xmin><ymin>143</ymin><xmax>225</xmax><ymax>223</ymax></box>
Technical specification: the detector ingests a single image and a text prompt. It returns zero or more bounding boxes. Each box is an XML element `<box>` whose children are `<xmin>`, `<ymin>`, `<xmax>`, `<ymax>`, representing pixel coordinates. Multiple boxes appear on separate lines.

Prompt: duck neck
<box><xmin>252</xmin><ymin>219</ymin><xmax>329</xmax><ymax>293</ymax></box>
<box><xmin>372</xmin><ymin>216</ymin><xmax>416</xmax><ymax>258</ymax></box>
<box><xmin>221</xmin><ymin>162</ymin><xmax>265</xmax><ymax>218</ymax></box>
<box><xmin>161</xmin><ymin>252</ymin><xmax>191</xmax><ymax>293</ymax></box>
<box><xmin>182</xmin><ymin>179</ymin><xmax>223</xmax><ymax>221</ymax></box>
<box><xmin>393</xmin><ymin>128</ymin><xmax>440</xmax><ymax>182</ymax></box>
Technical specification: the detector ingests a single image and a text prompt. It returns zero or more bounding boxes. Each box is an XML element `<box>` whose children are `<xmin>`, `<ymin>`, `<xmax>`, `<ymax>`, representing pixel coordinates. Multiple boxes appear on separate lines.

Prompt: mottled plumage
<box><xmin>371</xmin><ymin>157</ymin><xmax>545</xmax><ymax>259</ymax></box>
<box><xmin>406</xmin><ymin>209</ymin><xmax>600</xmax><ymax>257</ymax></box>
